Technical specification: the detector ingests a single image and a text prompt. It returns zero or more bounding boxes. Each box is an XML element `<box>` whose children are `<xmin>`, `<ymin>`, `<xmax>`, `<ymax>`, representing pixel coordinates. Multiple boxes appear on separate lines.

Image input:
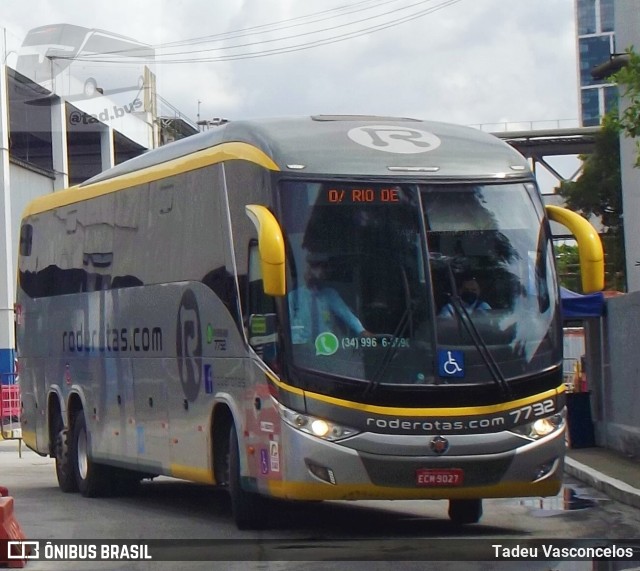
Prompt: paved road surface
<box><xmin>2</xmin><ymin>439</ymin><xmax>639</xmax><ymax>570</ymax></box>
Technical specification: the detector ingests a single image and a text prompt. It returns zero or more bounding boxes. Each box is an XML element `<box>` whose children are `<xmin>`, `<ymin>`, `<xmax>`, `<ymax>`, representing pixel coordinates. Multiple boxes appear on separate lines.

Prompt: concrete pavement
<box><xmin>565</xmin><ymin>446</ymin><xmax>640</xmax><ymax>510</ymax></box>
<box><xmin>1</xmin><ymin>435</ymin><xmax>639</xmax><ymax>510</ymax></box>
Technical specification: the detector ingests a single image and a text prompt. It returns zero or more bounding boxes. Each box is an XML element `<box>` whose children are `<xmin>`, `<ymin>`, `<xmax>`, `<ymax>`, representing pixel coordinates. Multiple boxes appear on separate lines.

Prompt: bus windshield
<box><xmin>278</xmin><ymin>180</ymin><xmax>560</xmax><ymax>388</ymax></box>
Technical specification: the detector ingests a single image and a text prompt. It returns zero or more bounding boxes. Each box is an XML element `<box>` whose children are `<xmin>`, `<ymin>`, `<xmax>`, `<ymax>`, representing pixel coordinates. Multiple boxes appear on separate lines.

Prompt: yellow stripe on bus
<box><xmin>267</xmin><ymin>478</ymin><xmax>562</xmax><ymax>501</ymax></box>
<box><xmin>21</xmin><ymin>142</ymin><xmax>281</xmax><ymax>218</ymax></box>
<box><xmin>268</xmin><ymin>373</ymin><xmax>565</xmax><ymax>417</ymax></box>
<box><xmin>170</xmin><ymin>464</ymin><xmax>216</xmax><ymax>484</ymax></box>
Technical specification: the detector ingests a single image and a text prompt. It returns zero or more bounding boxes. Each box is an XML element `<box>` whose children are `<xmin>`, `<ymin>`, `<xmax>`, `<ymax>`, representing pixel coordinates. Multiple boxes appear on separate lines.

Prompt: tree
<box><xmin>557</xmin><ymin>113</ymin><xmax>625</xmax><ymax>291</ymax></box>
<box><xmin>612</xmin><ymin>48</ymin><xmax>640</xmax><ymax>166</ymax></box>
<box><xmin>558</xmin><ymin>114</ymin><xmax>622</xmax><ymax>231</ymax></box>
<box><xmin>556</xmin><ymin>49</ymin><xmax>640</xmax><ymax>291</ymax></box>
<box><xmin>554</xmin><ymin>242</ymin><xmax>581</xmax><ymax>292</ymax></box>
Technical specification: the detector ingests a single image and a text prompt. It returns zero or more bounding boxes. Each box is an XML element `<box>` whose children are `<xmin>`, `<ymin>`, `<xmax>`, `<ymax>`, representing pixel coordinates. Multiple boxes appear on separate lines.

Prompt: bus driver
<box><xmin>288</xmin><ymin>253</ymin><xmax>372</xmax><ymax>344</ymax></box>
<box><xmin>439</xmin><ymin>277</ymin><xmax>491</xmax><ymax>318</ymax></box>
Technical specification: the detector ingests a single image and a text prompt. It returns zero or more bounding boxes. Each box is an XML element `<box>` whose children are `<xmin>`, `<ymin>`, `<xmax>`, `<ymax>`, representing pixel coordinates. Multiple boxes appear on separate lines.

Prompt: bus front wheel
<box><xmin>448</xmin><ymin>499</ymin><xmax>483</xmax><ymax>525</ymax></box>
<box><xmin>228</xmin><ymin>424</ymin><xmax>268</xmax><ymax>530</ymax></box>
<box><xmin>71</xmin><ymin>414</ymin><xmax>113</xmax><ymax>497</ymax></box>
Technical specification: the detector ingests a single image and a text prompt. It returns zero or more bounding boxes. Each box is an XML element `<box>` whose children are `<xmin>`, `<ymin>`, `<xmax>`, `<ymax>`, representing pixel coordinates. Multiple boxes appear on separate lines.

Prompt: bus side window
<box><xmin>19</xmin><ymin>224</ymin><xmax>33</xmax><ymax>257</ymax></box>
<box><xmin>247</xmin><ymin>241</ymin><xmax>278</xmax><ymax>366</ymax></box>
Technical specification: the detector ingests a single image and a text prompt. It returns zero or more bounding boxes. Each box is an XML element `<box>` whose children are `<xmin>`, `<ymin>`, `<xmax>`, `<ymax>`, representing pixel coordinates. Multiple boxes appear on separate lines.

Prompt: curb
<box><xmin>565</xmin><ymin>457</ymin><xmax>640</xmax><ymax>510</ymax></box>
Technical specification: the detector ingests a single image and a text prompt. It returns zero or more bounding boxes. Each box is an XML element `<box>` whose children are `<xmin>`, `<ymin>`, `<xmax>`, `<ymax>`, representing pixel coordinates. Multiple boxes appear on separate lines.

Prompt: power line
<box><xmin>187</xmin><ymin>0</ymin><xmax>463</xmax><ymax>64</ymax></box>
<box><xmin>51</xmin><ymin>0</ymin><xmax>420</xmax><ymax>58</ymax></box>
<box><xmin>54</xmin><ymin>0</ymin><xmax>463</xmax><ymax>64</ymax></box>
<box><xmin>155</xmin><ymin>0</ymin><xmax>402</xmax><ymax>49</ymax></box>
<box><xmin>153</xmin><ymin>0</ymin><xmax>445</xmax><ymax>59</ymax></box>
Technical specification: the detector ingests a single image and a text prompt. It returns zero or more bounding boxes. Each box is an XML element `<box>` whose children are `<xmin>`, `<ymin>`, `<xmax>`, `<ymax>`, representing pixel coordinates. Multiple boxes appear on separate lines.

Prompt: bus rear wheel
<box><xmin>71</xmin><ymin>414</ymin><xmax>113</xmax><ymax>497</ymax></box>
<box><xmin>55</xmin><ymin>428</ymin><xmax>78</xmax><ymax>493</ymax></box>
<box><xmin>448</xmin><ymin>499</ymin><xmax>483</xmax><ymax>525</ymax></box>
<box><xmin>228</xmin><ymin>424</ymin><xmax>268</xmax><ymax>530</ymax></box>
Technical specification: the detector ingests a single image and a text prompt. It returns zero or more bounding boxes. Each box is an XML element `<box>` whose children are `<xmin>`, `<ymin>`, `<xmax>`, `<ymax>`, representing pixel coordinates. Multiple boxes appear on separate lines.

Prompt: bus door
<box><xmin>244</xmin><ymin>241</ymin><xmax>283</xmax><ymax>483</ymax></box>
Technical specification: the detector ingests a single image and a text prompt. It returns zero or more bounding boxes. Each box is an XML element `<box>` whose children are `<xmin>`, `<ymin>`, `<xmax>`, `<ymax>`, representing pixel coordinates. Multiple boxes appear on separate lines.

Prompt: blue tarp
<box><xmin>560</xmin><ymin>287</ymin><xmax>605</xmax><ymax>319</ymax></box>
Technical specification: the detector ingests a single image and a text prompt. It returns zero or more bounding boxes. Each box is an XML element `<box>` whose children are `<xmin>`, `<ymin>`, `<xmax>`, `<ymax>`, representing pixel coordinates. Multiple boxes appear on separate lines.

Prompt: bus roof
<box><xmin>21</xmin><ymin>116</ymin><xmax>532</xmax><ymax>218</ymax></box>
<box><xmin>84</xmin><ymin>115</ymin><xmax>530</xmax><ymax>186</ymax></box>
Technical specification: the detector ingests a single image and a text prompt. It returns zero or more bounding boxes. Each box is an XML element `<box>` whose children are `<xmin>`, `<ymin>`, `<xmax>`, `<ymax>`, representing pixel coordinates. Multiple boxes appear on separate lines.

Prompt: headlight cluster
<box><xmin>512</xmin><ymin>410</ymin><xmax>566</xmax><ymax>440</ymax></box>
<box><xmin>278</xmin><ymin>404</ymin><xmax>359</xmax><ymax>441</ymax></box>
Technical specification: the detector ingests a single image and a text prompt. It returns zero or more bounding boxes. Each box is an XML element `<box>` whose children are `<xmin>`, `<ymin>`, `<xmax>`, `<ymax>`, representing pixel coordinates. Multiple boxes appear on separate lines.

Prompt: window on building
<box><xmin>581</xmin><ymin>89</ymin><xmax>601</xmax><ymax>126</ymax></box>
<box><xmin>579</xmin><ymin>36</ymin><xmax>612</xmax><ymax>87</ymax></box>
<box><xmin>604</xmin><ymin>85</ymin><xmax>618</xmax><ymax>115</ymax></box>
<box><xmin>600</xmin><ymin>0</ymin><xmax>615</xmax><ymax>33</ymax></box>
<box><xmin>577</xmin><ymin>0</ymin><xmax>597</xmax><ymax>35</ymax></box>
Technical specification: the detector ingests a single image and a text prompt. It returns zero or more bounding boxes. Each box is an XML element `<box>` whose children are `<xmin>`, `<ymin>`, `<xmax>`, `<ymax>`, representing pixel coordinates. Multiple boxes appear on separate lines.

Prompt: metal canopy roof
<box><xmin>494</xmin><ymin>126</ymin><xmax>600</xmax><ymax>159</ymax></box>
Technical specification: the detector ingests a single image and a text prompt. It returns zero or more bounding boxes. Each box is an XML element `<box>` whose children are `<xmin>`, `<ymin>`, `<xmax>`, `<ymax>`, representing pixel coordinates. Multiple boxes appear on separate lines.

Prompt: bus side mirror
<box><xmin>245</xmin><ymin>205</ymin><xmax>286</xmax><ymax>297</ymax></box>
<box><xmin>545</xmin><ymin>205</ymin><xmax>604</xmax><ymax>293</ymax></box>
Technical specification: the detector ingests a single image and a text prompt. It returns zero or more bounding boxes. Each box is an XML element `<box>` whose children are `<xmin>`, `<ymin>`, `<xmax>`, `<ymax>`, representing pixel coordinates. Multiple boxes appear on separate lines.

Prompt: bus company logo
<box><xmin>347</xmin><ymin>126</ymin><xmax>441</xmax><ymax>154</ymax></box>
<box><xmin>176</xmin><ymin>289</ymin><xmax>202</xmax><ymax>402</ymax></box>
<box><xmin>430</xmin><ymin>436</ymin><xmax>449</xmax><ymax>455</ymax></box>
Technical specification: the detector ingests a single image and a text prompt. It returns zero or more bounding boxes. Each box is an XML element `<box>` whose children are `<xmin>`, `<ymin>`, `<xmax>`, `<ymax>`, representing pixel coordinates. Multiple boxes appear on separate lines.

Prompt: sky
<box><xmin>1</xmin><ymin>0</ymin><xmax>581</xmax><ymax>131</ymax></box>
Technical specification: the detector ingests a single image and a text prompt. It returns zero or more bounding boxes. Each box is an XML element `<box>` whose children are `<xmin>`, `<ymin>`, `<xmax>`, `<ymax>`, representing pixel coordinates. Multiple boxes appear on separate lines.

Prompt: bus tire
<box><xmin>71</xmin><ymin>414</ymin><xmax>113</xmax><ymax>497</ymax></box>
<box><xmin>55</xmin><ymin>428</ymin><xmax>78</xmax><ymax>493</ymax></box>
<box><xmin>228</xmin><ymin>424</ymin><xmax>268</xmax><ymax>530</ymax></box>
<box><xmin>448</xmin><ymin>499</ymin><xmax>483</xmax><ymax>525</ymax></box>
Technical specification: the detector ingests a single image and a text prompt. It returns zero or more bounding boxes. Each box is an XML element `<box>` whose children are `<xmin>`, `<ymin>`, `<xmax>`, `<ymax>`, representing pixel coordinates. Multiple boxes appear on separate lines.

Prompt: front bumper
<box><xmin>265</xmin><ymin>420</ymin><xmax>565</xmax><ymax>501</ymax></box>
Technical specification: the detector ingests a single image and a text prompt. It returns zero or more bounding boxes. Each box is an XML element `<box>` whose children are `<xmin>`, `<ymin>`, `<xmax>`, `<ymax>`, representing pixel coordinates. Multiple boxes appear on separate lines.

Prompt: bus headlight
<box><xmin>310</xmin><ymin>419</ymin><xmax>330</xmax><ymax>437</ymax></box>
<box><xmin>512</xmin><ymin>411</ymin><xmax>565</xmax><ymax>440</ymax></box>
<box><xmin>278</xmin><ymin>404</ymin><xmax>359</xmax><ymax>441</ymax></box>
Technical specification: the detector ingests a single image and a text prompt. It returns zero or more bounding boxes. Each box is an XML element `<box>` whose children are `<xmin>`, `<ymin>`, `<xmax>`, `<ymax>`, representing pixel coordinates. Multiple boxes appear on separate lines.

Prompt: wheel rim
<box><xmin>77</xmin><ymin>426</ymin><xmax>88</xmax><ymax>480</ymax></box>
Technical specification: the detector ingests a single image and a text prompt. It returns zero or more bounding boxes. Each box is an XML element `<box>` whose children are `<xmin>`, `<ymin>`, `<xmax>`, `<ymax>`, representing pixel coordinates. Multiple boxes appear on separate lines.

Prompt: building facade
<box><xmin>575</xmin><ymin>0</ymin><xmax>640</xmax><ymax>293</ymax></box>
<box><xmin>0</xmin><ymin>25</ymin><xmax>198</xmax><ymax>377</ymax></box>
<box><xmin>576</xmin><ymin>0</ymin><xmax>617</xmax><ymax>126</ymax></box>
<box><xmin>614</xmin><ymin>0</ymin><xmax>640</xmax><ymax>291</ymax></box>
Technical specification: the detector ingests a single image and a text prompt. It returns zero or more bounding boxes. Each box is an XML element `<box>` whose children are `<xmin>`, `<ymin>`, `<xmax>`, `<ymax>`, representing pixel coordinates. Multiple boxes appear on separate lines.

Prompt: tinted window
<box><xmin>581</xmin><ymin>88</ymin><xmax>601</xmax><ymax>126</ymax></box>
<box><xmin>19</xmin><ymin>225</ymin><xmax>32</xmax><ymax>257</ymax></box>
<box><xmin>600</xmin><ymin>0</ymin><xmax>615</xmax><ymax>32</ymax></box>
<box><xmin>604</xmin><ymin>85</ymin><xmax>618</xmax><ymax>115</ymax></box>
<box><xmin>579</xmin><ymin>36</ymin><xmax>612</xmax><ymax>87</ymax></box>
<box><xmin>18</xmin><ymin>165</ymin><xmax>226</xmax><ymax>298</ymax></box>
<box><xmin>577</xmin><ymin>0</ymin><xmax>596</xmax><ymax>35</ymax></box>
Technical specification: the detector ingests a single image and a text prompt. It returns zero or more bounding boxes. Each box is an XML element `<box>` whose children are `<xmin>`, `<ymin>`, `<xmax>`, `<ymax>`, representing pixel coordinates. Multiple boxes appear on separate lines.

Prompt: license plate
<box><xmin>416</xmin><ymin>468</ymin><xmax>464</xmax><ymax>487</ymax></box>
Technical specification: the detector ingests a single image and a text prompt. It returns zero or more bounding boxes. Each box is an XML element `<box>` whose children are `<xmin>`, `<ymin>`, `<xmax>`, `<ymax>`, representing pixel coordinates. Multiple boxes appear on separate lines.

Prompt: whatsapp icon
<box><xmin>315</xmin><ymin>332</ymin><xmax>339</xmax><ymax>356</ymax></box>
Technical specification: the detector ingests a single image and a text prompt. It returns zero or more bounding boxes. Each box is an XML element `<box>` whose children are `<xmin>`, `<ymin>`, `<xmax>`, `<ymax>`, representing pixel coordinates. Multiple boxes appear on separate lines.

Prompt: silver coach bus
<box><xmin>16</xmin><ymin>116</ymin><xmax>604</xmax><ymax>529</ymax></box>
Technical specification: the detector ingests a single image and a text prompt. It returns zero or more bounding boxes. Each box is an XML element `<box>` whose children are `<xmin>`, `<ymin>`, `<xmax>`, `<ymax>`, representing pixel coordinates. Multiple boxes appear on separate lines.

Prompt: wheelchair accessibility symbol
<box><xmin>438</xmin><ymin>350</ymin><xmax>465</xmax><ymax>378</ymax></box>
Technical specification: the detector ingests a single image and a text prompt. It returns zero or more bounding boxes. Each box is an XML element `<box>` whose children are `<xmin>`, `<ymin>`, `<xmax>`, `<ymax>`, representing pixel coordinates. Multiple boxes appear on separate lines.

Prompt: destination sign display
<box><xmin>320</xmin><ymin>186</ymin><xmax>402</xmax><ymax>204</ymax></box>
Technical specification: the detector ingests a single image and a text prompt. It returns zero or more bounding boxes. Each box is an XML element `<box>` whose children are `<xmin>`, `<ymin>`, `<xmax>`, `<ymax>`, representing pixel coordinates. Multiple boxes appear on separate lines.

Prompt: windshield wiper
<box><xmin>362</xmin><ymin>301</ymin><xmax>415</xmax><ymax>397</ymax></box>
<box><xmin>363</xmin><ymin>267</ymin><xmax>415</xmax><ymax>397</ymax></box>
<box><xmin>441</xmin><ymin>259</ymin><xmax>513</xmax><ymax>400</ymax></box>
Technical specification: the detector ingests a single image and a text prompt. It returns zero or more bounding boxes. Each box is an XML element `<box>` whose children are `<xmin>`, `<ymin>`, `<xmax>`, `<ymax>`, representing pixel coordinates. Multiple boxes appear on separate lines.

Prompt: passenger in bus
<box><xmin>289</xmin><ymin>253</ymin><xmax>372</xmax><ymax>344</ymax></box>
<box><xmin>439</xmin><ymin>277</ymin><xmax>491</xmax><ymax>318</ymax></box>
